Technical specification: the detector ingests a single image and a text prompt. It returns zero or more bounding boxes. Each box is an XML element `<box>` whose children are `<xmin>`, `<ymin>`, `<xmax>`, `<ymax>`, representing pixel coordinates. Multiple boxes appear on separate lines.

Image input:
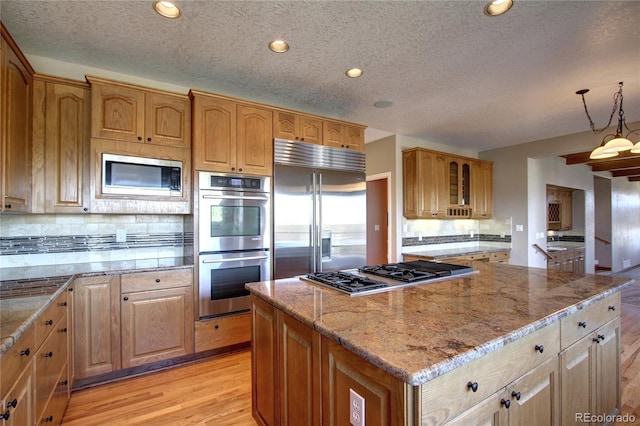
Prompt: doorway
<box><xmin>366</xmin><ymin>176</ymin><xmax>389</xmax><ymax>265</ymax></box>
<box><xmin>594</xmin><ymin>176</ymin><xmax>612</xmax><ymax>272</ymax></box>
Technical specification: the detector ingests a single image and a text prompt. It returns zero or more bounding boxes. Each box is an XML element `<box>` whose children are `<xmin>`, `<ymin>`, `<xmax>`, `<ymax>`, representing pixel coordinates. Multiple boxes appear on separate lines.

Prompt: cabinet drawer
<box><xmin>121</xmin><ymin>269</ymin><xmax>192</xmax><ymax>293</ymax></box>
<box><xmin>37</xmin><ymin>363</ymin><xmax>69</xmax><ymax>426</ymax></box>
<box><xmin>419</xmin><ymin>321</ymin><xmax>559</xmax><ymax>425</ymax></box>
<box><xmin>1</xmin><ymin>325</ymin><xmax>35</xmax><ymax>396</ymax></box>
<box><xmin>489</xmin><ymin>251</ymin><xmax>510</xmax><ymax>262</ymax></box>
<box><xmin>464</xmin><ymin>253</ymin><xmax>490</xmax><ymax>261</ymax></box>
<box><xmin>35</xmin><ymin>291</ymin><xmax>68</xmax><ymax>348</ymax></box>
<box><xmin>35</xmin><ymin>312</ymin><xmax>68</xmax><ymax>419</ymax></box>
<box><xmin>195</xmin><ymin>312</ymin><xmax>251</xmax><ymax>352</ymax></box>
<box><xmin>560</xmin><ymin>293</ymin><xmax>620</xmax><ymax>350</ymax></box>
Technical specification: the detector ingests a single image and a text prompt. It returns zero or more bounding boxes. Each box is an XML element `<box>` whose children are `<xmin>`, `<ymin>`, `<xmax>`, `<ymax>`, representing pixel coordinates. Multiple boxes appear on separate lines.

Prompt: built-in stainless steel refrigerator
<box><xmin>273</xmin><ymin>139</ymin><xmax>366</xmax><ymax>279</ymax></box>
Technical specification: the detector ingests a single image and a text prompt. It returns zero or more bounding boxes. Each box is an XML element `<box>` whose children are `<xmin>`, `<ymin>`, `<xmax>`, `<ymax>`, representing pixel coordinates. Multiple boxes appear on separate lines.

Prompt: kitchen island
<box><xmin>246</xmin><ymin>262</ymin><xmax>635</xmax><ymax>425</ymax></box>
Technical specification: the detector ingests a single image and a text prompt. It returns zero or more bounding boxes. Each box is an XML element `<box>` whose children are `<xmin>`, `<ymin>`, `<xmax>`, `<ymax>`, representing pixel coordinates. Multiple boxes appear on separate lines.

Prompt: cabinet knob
<box><xmin>231</xmin><ymin>167</ymin><xmax>236</xmax><ymax>171</ymax></box>
<box><xmin>578</xmin><ymin>321</ymin><xmax>587</xmax><ymax>328</ymax></box>
<box><xmin>214</xmin><ymin>324</ymin><xmax>220</xmax><ymax>329</ymax></box>
<box><xmin>4</xmin><ymin>204</ymin><xmax>11</xmax><ymax>209</ymax></box>
<box><xmin>60</xmin><ymin>380</ymin><xmax>68</xmax><ymax>387</ymax></box>
<box><xmin>60</xmin><ymin>327</ymin><xmax>68</xmax><ymax>333</ymax></box>
<box><xmin>467</xmin><ymin>381</ymin><xmax>478</xmax><ymax>392</ymax></box>
<box><xmin>534</xmin><ymin>344</ymin><xmax>544</xmax><ymax>353</ymax></box>
<box><xmin>45</xmin><ymin>319</ymin><xmax>53</xmax><ymax>326</ymax></box>
<box><xmin>501</xmin><ymin>399</ymin><xmax>511</xmax><ymax>409</ymax></box>
<box><xmin>147</xmin><ymin>137</ymin><xmax>152</xmax><ymax>142</ymax></box>
<box><xmin>6</xmin><ymin>399</ymin><xmax>17</xmax><ymax>409</ymax></box>
<box><xmin>597</xmin><ymin>334</ymin><xmax>605</xmax><ymax>341</ymax></box>
<box><xmin>59</xmin><ymin>301</ymin><xmax>67</xmax><ymax>307</ymax></box>
<box><xmin>123</xmin><ymin>296</ymin><xmax>129</xmax><ymax>301</ymax></box>
<box><xmin>43</xmin><ymin>415</ymin><xmax>54</xmax><ymax>423</ymax></box>
<box><xmin>511</xmin><ymin>391</ymin><xmax>521</xmax><ymax>401</ymax></box>
<box><xmin>155</xmin><ymin>278</ymin><xmax>161</xmax><ymax>283</ymax></box>
<box><xmin>608</xmin><ymin>305</ymin><xmax>616</xmax><ymax>311</ymax></box>
<box><xmin>238</xmin><ymin>168</ymin><xmax>243</xmax><ymax>172</ymax></box>
<box><xmin>83</xmin><ymin>207</ymin><xmax>89</xmax><ymax>212</ymax></box>
<box><xmin>20</xmin><ymin>348</ymin><xmax>30</xmax><ymax>357</ymax></box>
<box><xmin>138</xmin><ymin>136</ymin><xmax>143</xmax><ymax>141</ymax></box>
<box><xmin>1</xmin><ymin>411</ymin><xmax>9</xmax><ymax>421</ymax></box>
<box><xmin>44</xmin><ymin>351</ymin><xmax>53</xmax><ymax>358</ymax></box>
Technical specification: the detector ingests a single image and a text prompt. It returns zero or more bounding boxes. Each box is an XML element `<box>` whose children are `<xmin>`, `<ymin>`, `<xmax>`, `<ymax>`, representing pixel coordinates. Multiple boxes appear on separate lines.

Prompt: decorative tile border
<box><xmin>402</xmin><ymin>233</ymin><xmax>511</xmax><ymax>247</ymax></box>
<box><xmin>0</xmin><ymin>232</ymin><xmax>193</xmax><ymax>256</ymax></box>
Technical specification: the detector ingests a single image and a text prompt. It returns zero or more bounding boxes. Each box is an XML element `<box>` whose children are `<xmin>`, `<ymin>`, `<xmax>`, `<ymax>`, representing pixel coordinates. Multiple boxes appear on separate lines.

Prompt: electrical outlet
<box><xmin>349</xmin><ymin>388</ymin><xmax>365</xmax><ymax>426</ymax></box>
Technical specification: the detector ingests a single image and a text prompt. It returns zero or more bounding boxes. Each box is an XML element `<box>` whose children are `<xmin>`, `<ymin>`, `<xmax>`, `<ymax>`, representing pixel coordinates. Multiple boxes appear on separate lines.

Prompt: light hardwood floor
<box><xmin>63</xmin><ymin>280</ymin><xmax>640</xmax><ymax>426</ymax></box>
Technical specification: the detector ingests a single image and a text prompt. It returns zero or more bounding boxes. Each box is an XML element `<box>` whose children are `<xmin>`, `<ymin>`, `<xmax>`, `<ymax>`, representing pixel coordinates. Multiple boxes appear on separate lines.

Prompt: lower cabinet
<box><xmin>547</xmin><ymin>248</ymin><xmax>585</xmax><ymax>274</ymax></box>
<box><xmin>73</xmin><ymin>268</ymin><xmax>194</xmax><ymax>380</ymax></box>
<box><xmin>1</xmin><ymin>357</ymin><xmax>35</xmax><ymax>426</ymax></box>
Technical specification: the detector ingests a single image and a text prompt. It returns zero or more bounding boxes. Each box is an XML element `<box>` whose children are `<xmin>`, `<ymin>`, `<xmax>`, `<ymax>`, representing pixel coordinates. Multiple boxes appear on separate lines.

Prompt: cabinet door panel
<box><xmin>560</xmin><ymin>330</ymin><xmax>596</xmax><ymax>424</ymax></box>
<box><xmin>1</xmin><ymin>360</ymin><xmax>35</xmax><ymax>426</ymax></box>
<box><xmin>274</xmin><ymin>111</ymin><xmax>297</xmax><ymax>141</ymax></box>
<box><xmin>596</xmin><ymin>318</ymin><xmax>621</xmax><ymax>417</ymax></box>
<box><xmin>323</xmin><ymin>121</ymin><xmax>344</xmax><ymax>149</ymax></box>
<box><xmin>45</xmin><ymin>82</ymin><xmax>90</xmax><ymax>212</ymax></box>
<box><xmin>74</xmin><ymin>275</ymin><xmax>120</xmax><ymax>378</ymax></box>
<box><xmin>192</xmin><ymin>95</ymin><xmax>236</xmax><ymax>171</ymax></box>
<box><xmin>236</xmin><ymin>105</ymin><xmax>273</xmax><ymax>175</ymax></box>
<box><xmin>1</xmin><ymin>39</ymin><xmax>32</xmax><ymax>212</ymax></box>
<box><xmin>121</xmin><ymin>286</ymin><xmax>193</xmax><ymax>368</ymax></box>
<box><xmin>508</xmin><ymin>356</ymin><xmax>559</xmax><ymax>425</ymax></box>
<box><xmin>299</xmin><ymin>116</ymin><xmax>322</xmax><ymax>145</ymax></box>
<box><xmin>145</xmin><ymin>92</ymin><xmax>191</xmax><ymax>147</ymax></box>
<box><xmin>445</xmin><ymin>390</ymin><xmax>507</xmax><ymax>426</ymax></box>
<box><xmin>251</xmin><ymin>296</ymin><xmax>279</xmax><ymax>426</ymax></box>
<box><xmin>278</xmin><ymin>312</ymin><xmax>321</xmax><ymax>426</ymax></box>
<box><xmin>91</xmin><ymin>83</ymin><xmax>144</xmax><ymax>142</ymax></box>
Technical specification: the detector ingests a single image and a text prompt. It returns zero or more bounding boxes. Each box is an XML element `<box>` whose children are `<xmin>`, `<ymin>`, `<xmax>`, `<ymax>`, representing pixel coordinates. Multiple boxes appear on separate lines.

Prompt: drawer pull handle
<box><xmin>511</xmin><ymin>391</ymin><xmax>521</xmax><ymax>401</ymax></box>
<box><xmin>43</xmin><ymin>415</ymin><xmax>54</xmax><ymax>422</ymax></box>
<box><xmin>501</xmin><ymin>399</ymin><xmax>511</xmax><ymax>409</ymax></box>
<box><xmin>1</xmin><ymin>411</ymin><xmax>9</xmax><ymax>420</ymax></box>
<box><xmin>467</xmin><ymin>381</ymin><xmax>478</xmax><ymax>392</ymax></box>
<box><xmin>534</xmin><ymin>344</ymin><xmax>544</xmax><ymax>353</ymax></box>
<box><xmin>44</xmin><ymin>351</ymin><xmax>53</xmax><ymax>358</ymax></box>
<box><xmin>20</xmin><ymin>348</ymin><xmax>30</xmax><ymax>357</ymax></box>
<box><xmin>59</xmin><ymin>301</ymin><xmax>67</xmax><ymax>307</ymax></box>
<box><xmin>578</xmin><ymin>321</ymin><xmax>587</xmax><ymax>328</ymax></box>
<box><xmin>60</xmin><ymin>327</ymin><xmax>68</xmax><ymax>333</ymax></box>
<box><xmin>608</xmin><ymin>305</ymin><xmax>616</xmax><ymax>311</ymax></box>
<box><xmin>45</xmin><ymin>319</ymin><xmax>53</xmax><ymax>326</ymax></box>
<box><xmin>60</xmin><ymin>380</ymin><xmax>68</xmax><ymax>387</ymax></box>
<box><xmin>597</xmin><ymin>334</ymin><xmax>605</xmax><ymax>342</ymax></box>
<box><xmin>155</xmin><ymin>278</ymin><xmax>161</xmax><ymax>283</ymax></box>
<box><xmin>6</xmin><ymin>399</ymin><xmax>17</xmax><ymax>409</ymax></box>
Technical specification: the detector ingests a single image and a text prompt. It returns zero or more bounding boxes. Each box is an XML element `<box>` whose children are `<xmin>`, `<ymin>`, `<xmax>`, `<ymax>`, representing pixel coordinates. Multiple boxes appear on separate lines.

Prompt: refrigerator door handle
<box><xmin>317</xmin><ymin>172</ymin><xmax>323</xmax><ymax>271</ymax></box>
<box><xmin>311</xmin><ymin>172</ymin><xmax>318</xmax><ymax>272</ymax></box>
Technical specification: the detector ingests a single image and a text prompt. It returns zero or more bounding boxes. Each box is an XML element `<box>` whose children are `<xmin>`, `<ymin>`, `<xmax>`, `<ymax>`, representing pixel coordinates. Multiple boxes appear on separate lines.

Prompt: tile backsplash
<box><xmin>401</xmin><ymin>217</ymin><xmax>512</xmax><ymax>246</ymax></box>
<box><xmin>0</xmin><ymin>214</ymin><xmax>191</xmax><ymax>269</ymax></box>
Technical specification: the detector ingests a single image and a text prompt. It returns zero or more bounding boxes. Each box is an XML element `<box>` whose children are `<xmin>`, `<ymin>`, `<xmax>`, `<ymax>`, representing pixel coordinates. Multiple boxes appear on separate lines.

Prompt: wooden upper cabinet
<box><xmin>471</xmin><ymin>160</ymin><xmax>494</xmax><ymax>219</ymax></box>
<box><xmin>43</xmin><ymin>79</ymin><xmax>91</xmax><ymax>213</ymax></box>
<box><xmin>89</xmin><ymin>77</ymin><xmax>190</xmax><ymax>148</ymax></box>
<box><xmin>323</xmin><ymin>121</ymin><xmax>365</xmax><ymax>151</ymax></box>
<box><xmin>191</xmin><ymin>94</ymin><xmax>237</xmax><ymax>171</ymax></box>
<box><xmin>1</xmin><ymin>25</ymin><xmax>34</xmax><ymax>213</ymax></box>
<box><xmin>237</xmin><ymin>104</ymin><xmax>273</xmax><ymax>176</ymax></box>
<box><xmin>274</xmin><ymin>111</ymin><xmax>322</xmax><ymax>145</ymax></box>
<box><xmin>191</xmin><ymin>91</ymin><xmax>273</xmax><ymax>176</ymax></box>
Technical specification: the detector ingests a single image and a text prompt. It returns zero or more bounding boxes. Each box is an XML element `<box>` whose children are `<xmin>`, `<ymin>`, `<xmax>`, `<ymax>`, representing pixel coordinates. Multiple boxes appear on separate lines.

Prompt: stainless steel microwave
<box><xmin>102</xmin><ymin>153</ymin><xmax>183</xmax><ymax>197</ymax></box>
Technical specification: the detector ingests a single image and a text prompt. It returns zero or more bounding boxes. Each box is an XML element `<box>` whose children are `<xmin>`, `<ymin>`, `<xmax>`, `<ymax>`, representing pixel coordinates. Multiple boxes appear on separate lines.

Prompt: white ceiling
<box><xmin>1</xmin><ymin>0</ymin><xmax>639</xmax><ymax>151</ymax></box>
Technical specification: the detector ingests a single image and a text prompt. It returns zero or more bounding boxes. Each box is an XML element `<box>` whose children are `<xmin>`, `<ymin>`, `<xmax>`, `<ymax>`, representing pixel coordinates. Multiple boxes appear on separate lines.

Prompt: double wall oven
<box><xmin>198</xmin><ymin>172</ymin><xmax>271</xmax><ymax>318</ymax></box>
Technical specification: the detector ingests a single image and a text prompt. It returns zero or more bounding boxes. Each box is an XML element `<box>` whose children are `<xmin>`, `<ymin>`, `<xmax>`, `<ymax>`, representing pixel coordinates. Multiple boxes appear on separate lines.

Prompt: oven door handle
<box><xmin>202</xmin><ymin>255</ymin><xmax>268</xmax><ymax>263</ymax></box>
<box><xmin>201</xmin><ymin>195</ymin><xmax>269</xmax><ymax>201</ymax></box>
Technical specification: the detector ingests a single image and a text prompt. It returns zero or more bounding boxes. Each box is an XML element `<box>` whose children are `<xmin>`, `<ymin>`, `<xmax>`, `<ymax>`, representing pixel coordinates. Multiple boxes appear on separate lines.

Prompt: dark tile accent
<box><xmin>402</xmin><ymin>233</ymin><xmax>511</xmax><ymax>247</ymax></box>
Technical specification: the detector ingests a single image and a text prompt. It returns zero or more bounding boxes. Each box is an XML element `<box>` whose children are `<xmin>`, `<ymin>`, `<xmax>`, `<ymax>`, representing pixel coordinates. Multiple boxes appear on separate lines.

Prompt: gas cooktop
<box><xmin>303</xmin><ymin>260</ymin><xmax>476</xmax><ymax>296</ymax></box>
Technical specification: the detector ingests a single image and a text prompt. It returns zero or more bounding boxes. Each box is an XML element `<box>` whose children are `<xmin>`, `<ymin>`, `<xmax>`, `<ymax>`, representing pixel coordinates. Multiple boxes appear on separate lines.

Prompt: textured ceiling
<box><xmin>1</xmin><ymin>0</ymin><xmax>639</xmax><ymax>151</ymax></box>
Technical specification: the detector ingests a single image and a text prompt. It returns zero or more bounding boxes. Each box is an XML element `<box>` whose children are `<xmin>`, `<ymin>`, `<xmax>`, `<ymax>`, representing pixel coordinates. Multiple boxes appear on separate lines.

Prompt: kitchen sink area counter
<box><xmin>247</xmin><ymin>262</ymin><xmax>635</xmax><ymax>424</ymax></box>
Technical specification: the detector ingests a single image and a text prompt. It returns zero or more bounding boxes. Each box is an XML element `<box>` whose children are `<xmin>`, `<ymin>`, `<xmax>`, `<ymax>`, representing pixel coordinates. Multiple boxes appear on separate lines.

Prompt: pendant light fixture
<box><xmin>576</xmin><ymin>82</ymin><xmax>640</xmax><ymax>159</ymax></box>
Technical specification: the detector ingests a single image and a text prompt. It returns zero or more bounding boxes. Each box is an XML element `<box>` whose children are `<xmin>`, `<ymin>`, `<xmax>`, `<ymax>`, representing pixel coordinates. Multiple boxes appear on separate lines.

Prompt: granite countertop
<box><xmin>0</xmin><ymin>257</ymin><xmax>194</xmax><ymax>355</ymax></box>
<box><xmin>245</xmin><ymin>262</ymin><xmax>635</xmax><ymax>386</ymax></box>
<box><xmin>403</xmin><ymin>245</ymin><xmax>510</xmax><ymax>259</ymax></box>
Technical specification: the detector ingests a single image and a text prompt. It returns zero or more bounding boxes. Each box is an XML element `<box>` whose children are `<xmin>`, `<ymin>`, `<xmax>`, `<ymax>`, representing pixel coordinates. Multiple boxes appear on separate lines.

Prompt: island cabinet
<box><xmin>323</xmin><ymin>121</ymin><xmax>365</xmax><ymax>151</ymax></box>
<box><xmin>547</xmin><ymin>248</ymin><xmax>585</xmax><ymax>274</ymax></box>
<box><xmin>1</xmin><ymin>23</ymin><xmax>34</xmax><ymax>213</ymax></box>
<box><xmin>74</xmin><ymin>269</ymin><xmax>194</xmax><ymax>381</ymax></box>
<box><xmin>402</xmin><ymin>147</ymin><xmax>493</xmax><ymax>219</ymax></box>
<box><xmin>191</xmin><ymin>91</ymin><xmax>274</xmax><ymax>176</ymax></box>
<box><xmin>31</xmin><ymin>76</ymin><xmax>91</xmax><ymax>214</ymax></box>
<box><xmin>559</xmin><ymin>292</ymin><xmax>621</xmax><ymax>424</ymax></box>
<box><xmin>273</xmin><ymin>111</ymin><xmax>323</xmax><ymax>145</ymax></box>
<box><xmin>88</xmin><ymin>76</ymin><xmax>191</xmax><ymax>148</ymax></box>
<box><xmin>1</xmin><ymin>289</ymin><xmax>71</xmax><ymax>426</ymax></box>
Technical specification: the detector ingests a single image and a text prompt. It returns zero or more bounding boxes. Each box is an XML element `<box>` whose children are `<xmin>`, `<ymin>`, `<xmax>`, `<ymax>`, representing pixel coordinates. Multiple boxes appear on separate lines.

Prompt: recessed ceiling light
<box><xmin>374</xmin><ymin>100</ymin><xmax>393</xmax><ymax>108</ymax></box>
<box><xmin>269</xmin><ymin>39</ymin><xmax>290</xmax><ymax>53</ymax></box>
<box><xmin>483</xmin><ymin>0</ymin><xmax>513</xmax><ymax>16</ymax></box>
<box><xmin>346</xmin><ymin>68</ymin><xmax>363</xmax><ymax>78</ymax></box>
<box><xmin>154</xmin><ymin>1</ymin><xmax>181</xmax><ymax>19</ymax></box>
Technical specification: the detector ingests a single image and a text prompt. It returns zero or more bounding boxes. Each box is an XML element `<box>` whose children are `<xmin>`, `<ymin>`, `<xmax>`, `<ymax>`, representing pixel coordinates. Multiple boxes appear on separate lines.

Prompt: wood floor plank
<box><xmin>64</xmin><ymin>281</ymin><xmax>640</xmax><ymax>425</ymax></box>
